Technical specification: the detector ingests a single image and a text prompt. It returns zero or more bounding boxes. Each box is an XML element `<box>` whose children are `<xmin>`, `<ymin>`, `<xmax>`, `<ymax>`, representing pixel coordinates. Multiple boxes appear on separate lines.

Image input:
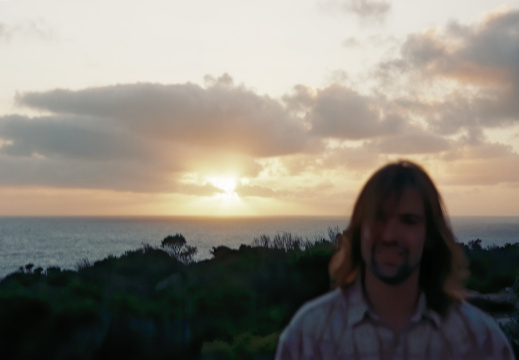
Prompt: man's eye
<box><xmin>402</xmin><ymin>214</ymin><xmax>422</xmax><ymax>224</ymax></box>
<box><xmin>375</xmin><ymin>211</ymin><xmax>386</xmax><ymax>221</ymax></box>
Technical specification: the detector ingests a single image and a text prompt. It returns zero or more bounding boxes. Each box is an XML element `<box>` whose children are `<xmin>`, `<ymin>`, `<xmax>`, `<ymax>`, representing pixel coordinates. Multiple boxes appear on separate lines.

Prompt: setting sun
<box><xmin>207</xmin><ymin>177</ymin><xmax>238</xmax><ymax>200</ymax></box>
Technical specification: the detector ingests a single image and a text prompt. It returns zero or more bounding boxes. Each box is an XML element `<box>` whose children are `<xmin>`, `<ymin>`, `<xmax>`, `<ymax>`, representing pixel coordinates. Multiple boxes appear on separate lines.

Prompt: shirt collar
<box><xmin>411</xmin><ymin>291</ymin><xmax>442</xmax><ymax>328</ymax></box>
<box><xmin>343</xmin><ymin>275</ymin><xmax>442</xmax><ymax>329</ymax></box>
<box><xmin>343</xmin><ymin>276</ymin><xmax>370</xmax><ymax>328</ymax></box>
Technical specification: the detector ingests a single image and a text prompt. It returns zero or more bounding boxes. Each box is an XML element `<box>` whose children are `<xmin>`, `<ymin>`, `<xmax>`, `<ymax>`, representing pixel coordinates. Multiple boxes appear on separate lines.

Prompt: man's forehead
<box><xmin>375</xmin><ymin>187</ymin><xmax>425</xmax><ymax>214</ymax></box>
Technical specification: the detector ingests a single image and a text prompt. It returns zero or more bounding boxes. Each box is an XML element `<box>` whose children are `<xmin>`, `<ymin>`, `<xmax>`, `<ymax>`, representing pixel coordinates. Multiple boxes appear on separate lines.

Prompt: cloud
<box><xmin>284</xmin><ymin>84</ymin><xmax>407</xmax><ymax>139</ymax></box>
<box><xmin>0</xmin><ymin>113</ymin><xmax>265</xmax><ymax>193</ymax></box>
<box><xmin>17</xmin><ymin>74</ymin><xmax>453</xmax><ymax>193</ymax></box>
<box><xmin>365</xmin><ymin>130</ymin><xmax>451</xmax><ymax>154</ymax></box>
<box><xmin>342</xmin><ymin>37</ymin><xmax>361</xmax><ymax>48</ymax></box>
<box><xmin>441</xmin><ymin>155</ymin><xmax>519</xmax><ymax>186</ymax></box>
<box><xmin>0</xmin><ymin>153</ymin><xmax>168</xmax><ymax>192</ymax></box>
<box><xmin>3</xmin><ymin>75</ymin><xmax>332</xmax><ymax>194</ymax></box>
<box><xmin>0</xmin><ymin>143</ymin><xmax>257</xmax><ymax>194</ymax></box>
<box><xmin>176</xmin><ymin>182</ymin><xmax>225</xmax><ymax>196</ymax></box>
<box><xmin>235</xmin><ymin>183</ymin><xmax>277</xmax><ymax>198</ymax></box>
<box><xmin>324</xmin><ymin>0</ymin><xmax>391</xmax><ymax>24</ymax></box>
<box><xmin>0</xmin><ymin>115</ymin><xmax>147</xmax><ymax>160</ymax></box>
<box><xmin>268</xmin><ymin>143</ymin><xmax>384</xmax><ymax>178</ymax></box>
<box><xmin>441</xmin><ymin>130</ymin><xmax>515</xmax><ymax>162</ymax></box>
<box><xmin>17</xmin><ymin>74</ymin><xmax>315</xmax><ymax>158</ymax></box>
<box><xmin>5</xmin><ymin>23</ymin><xmax>519</xmax><ymax>202</ymax></box>
<box><xmin>343</xmin><ymin>0</ymin><xmax>391</xmax><ymax>23</ymax></box>
<box><xmin>0</xmin><ymin>19</ymin><xmax>55</xmax><ymax>41</ymax></box>
<box><xmin>319</xmin><ymin>145</ymin><xmax>382</xmax><ymax>173</ymax></box>
<box><xmin>421</xmin><ymin>126</ymin><xmax>519</xmax><ymax>187</ymax></box>
<box><xmin>375</xmin><ymin>8</ymin><xmax>519</xmax><ymax>134</ymax></box>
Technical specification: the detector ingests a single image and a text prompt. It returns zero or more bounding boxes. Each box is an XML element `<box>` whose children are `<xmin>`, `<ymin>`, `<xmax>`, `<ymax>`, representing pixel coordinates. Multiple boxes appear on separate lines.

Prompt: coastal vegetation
<box><xmin>0</xmin><ymin>230</ymin><xmax>517</xmax><ymax>359</ymax></box>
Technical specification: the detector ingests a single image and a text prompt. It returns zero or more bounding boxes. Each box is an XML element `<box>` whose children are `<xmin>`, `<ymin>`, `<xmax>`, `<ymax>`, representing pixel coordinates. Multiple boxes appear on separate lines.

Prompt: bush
<box><xmin>76</xmin><ymin>258</ymin><xmax>92</xmax><ymax>271</ymax></box>
<box><xmin>251</xmin><ymin>232</ymin><xmax>311</xmax><ymax>252</ymax></box>
<box><xmin>201</xmin><ymin>332</ymin><xmax>279</xmax><ymax>360</ymax></box>
<box><xmin>210</xmin><ymin>246</ymin><xmax>235</xmax><ymax>259</ymax></box>
<box><xmin>500</xmin><ymin>317</ymin><xmax>519</xmax><ymax>358</ymax></box>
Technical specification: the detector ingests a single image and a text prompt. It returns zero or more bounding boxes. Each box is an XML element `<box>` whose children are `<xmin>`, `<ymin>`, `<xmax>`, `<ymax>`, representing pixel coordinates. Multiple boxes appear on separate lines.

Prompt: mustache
<box><xmin>372</xmin><ymin>242</ymin><xmax>409</xmax><ymax>255</ymax></box>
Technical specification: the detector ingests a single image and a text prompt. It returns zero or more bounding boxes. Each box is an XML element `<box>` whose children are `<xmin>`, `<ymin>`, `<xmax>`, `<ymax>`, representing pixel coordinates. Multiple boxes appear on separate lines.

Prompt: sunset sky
<box><xmin>1</xmin><ymin>0</ymin><xmax>519</xmax><ymax>216</ymax></box>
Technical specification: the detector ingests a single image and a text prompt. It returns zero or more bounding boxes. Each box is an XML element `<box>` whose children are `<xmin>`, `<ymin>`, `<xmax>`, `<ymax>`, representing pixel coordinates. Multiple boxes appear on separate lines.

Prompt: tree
<box><xmin>468</xmin><ymin>239</ymin><xmax>483</xmax><ymax>251</ymax></box>
<box><xmin>161</xmin><ymin>234</ymin><xmax>198</xmax><ymax>265</ymax></box>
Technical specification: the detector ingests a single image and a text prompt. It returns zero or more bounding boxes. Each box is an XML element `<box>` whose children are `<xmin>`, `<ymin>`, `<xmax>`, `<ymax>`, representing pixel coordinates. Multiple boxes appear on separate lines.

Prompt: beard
<box><xmin>368</xmin><ymin>243</ymin><xmax>421</xmax><ymax>286</ymax></box>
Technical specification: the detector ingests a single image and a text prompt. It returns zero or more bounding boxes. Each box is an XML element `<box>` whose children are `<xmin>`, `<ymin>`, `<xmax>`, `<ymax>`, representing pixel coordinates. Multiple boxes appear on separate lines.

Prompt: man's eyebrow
<box><xmin>401</xmin><ymin>213</ymin><xmax>424</xmax><ymax>221</ymax></box>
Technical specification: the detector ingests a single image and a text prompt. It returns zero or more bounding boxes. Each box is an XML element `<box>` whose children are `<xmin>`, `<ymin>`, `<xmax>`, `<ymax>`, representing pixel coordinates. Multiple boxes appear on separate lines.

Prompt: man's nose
<box><xmin>379</xmin><ymin>218</ymin><xmax>399</xmax><ymax>243</ymax></box>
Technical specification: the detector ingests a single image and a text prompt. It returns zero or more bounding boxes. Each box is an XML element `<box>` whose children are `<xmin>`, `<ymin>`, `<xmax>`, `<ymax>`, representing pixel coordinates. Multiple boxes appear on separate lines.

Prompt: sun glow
<box><xmin>207</xmin><ymin>176</ymin><xmax>238</xmax><ymax>200</ymax></box>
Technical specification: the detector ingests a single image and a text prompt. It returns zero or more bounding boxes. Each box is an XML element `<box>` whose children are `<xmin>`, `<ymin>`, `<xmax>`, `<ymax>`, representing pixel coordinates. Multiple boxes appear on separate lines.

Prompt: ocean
<box><xmin>0</xmin><ymin>216</ymin><xmax>518</xmax><ymax>279</ymax></box>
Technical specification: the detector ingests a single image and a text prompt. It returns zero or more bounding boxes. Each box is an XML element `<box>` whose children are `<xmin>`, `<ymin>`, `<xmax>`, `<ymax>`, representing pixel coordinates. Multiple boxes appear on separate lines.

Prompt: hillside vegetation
<box><xmin>0</xmin><ymin>231</ymin><xmax>517</xmax><ymax>359</ymax></box>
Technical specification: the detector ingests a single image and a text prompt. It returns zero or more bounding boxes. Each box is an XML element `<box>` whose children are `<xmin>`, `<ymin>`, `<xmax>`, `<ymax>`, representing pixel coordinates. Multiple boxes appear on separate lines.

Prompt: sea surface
<box><xmin>0</xmin><ymin>216</ymin><xmax>518</xmax><ymax>279</ymax></box>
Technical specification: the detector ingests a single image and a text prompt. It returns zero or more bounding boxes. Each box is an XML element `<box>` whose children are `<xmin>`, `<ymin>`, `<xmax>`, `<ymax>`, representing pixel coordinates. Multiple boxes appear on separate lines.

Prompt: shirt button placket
<box><xmin>392</xmin><ymin>333</ymin><xmax>404</xmax><ymax>360</ymax></box>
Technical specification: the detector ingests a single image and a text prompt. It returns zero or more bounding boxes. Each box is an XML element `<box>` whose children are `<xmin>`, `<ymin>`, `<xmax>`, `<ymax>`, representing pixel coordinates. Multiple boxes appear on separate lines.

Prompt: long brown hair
<box><xmin>329</xmin><ymin>160</ymin><xmax>468</xmax><ymax>316</ymax></box>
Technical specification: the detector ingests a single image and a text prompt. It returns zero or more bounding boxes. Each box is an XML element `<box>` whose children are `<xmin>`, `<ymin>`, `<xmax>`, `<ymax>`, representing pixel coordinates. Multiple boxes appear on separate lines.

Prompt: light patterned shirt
<box><xmin>275</xmin><ymin>278</ymin><xmax>515</xmax><ymax>360</ymax></box>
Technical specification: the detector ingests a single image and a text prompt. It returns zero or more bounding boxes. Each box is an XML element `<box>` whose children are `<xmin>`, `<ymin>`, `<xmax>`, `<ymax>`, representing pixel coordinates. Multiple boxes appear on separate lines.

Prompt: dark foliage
<box><xmin>0</xmin><ymin>233</ymin><xmax>517</xmax><ymax>359</ymax></box>
<box><xmin>460</xmin><ymin>240</ymin><xmax>519</xmax><ymax>293</ymax></box>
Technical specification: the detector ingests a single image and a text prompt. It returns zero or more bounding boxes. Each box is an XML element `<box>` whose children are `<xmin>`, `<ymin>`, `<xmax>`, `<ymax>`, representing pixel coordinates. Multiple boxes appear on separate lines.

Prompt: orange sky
<box><xmin>1</xmin><ymin>1</ymin><xmax>519</xmax><ymax>216</ymax></box>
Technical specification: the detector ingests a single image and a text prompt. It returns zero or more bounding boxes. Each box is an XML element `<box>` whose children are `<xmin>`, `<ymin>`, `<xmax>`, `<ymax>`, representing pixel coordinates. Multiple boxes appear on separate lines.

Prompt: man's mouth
<box><xmin>373</xmin><ymin>244</ymin><xmax>407</xmax><ymax>265</ymax></box>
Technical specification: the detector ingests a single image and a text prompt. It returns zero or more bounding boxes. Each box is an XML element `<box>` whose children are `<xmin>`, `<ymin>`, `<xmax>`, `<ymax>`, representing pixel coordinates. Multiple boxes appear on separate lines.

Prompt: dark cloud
<box><xmin>376</xmin><ymin>9</ymin><xmax>519</xmax><ymax>135</ymax></box>
<box><xmin>3</xmin><ymin>75</ymin><xmax>325</xmax><ymax>194</ymax></box>
<box><xmin>17</xmin><ymin>74</ymin><xmax>315</xmax><ymax>157</ymax></box>
<box><xmin>285</xmin><ymin>84</ymin><xmax>407</xmax><ymax>139</ymax></box>
<box><xmin>0</xmin><ymin>115</ymin><xmax>148</xmax><ymax>160</ymax></box>
<box><xmin>0</xmin><ymin>154</ymin><xmax>171</xmax><ymax>192</ymax></box>
<box><xmin>4</xmin><ymin>76</ymin><xmax>307</xmax><ymax>193</ymax></box>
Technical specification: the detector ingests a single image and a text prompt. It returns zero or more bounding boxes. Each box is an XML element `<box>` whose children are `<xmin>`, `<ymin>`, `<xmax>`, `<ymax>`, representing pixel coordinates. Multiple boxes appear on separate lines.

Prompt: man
<box><xmin>275</xmin><ymin>160</ymin><xmax>515</xmax><ymax>359</ymax></box>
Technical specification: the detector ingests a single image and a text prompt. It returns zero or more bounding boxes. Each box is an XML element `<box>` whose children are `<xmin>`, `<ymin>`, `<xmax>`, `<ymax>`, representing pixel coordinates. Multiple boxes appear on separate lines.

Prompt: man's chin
<box><xmin>377</xmin><ymin>274</ymin><xmax>409</xmax><ymax>286</ymax></box>
<box><xmin>369</xmin><ymin>262</ymin><xmax>415</xmax><ymax>286</ymax></box>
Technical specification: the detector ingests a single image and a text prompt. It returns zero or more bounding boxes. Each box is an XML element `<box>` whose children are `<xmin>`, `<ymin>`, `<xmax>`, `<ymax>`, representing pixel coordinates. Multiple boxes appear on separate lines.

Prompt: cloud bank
<box><xmin>2</xmin><ymin>9</ymin><xmax>519</xmax><ymax>205</ymax></box>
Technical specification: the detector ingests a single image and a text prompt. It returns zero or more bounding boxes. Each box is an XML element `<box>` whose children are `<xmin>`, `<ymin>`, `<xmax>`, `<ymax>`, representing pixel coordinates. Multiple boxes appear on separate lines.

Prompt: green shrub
<box><xmin>201</xmin><ymin>332</ymin><xmax>280</xmax><ymax>360</ymax></box>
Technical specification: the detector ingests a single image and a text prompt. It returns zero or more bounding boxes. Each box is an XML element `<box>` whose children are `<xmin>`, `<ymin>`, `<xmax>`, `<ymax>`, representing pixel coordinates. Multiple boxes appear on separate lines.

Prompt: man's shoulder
<box><xmin>441</xmin><ymin>299</ymin><xmax>514</xmax><ymax>356</ymax></box>
<box><xmin>445</xmin><ymin>299</ymin><xmax>503</xmax><ymax>332</ymax></box>
<box><xmin>283</xmin><ymin>288</ymin><xmax>346</xmax><ymax>337</ymax></box>
<box><xmin>276</xmin><ymin>289</ymin><xmax>349</xmax><ymax>359</ymax></box>
<box><xmin>291</xmin><ymin>288</ymin><xmax>345</xmax><ymax>323</ymax></box>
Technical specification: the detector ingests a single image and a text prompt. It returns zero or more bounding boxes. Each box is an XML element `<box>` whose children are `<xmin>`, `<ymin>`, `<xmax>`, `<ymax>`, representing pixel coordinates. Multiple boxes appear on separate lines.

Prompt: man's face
<box><xmin>361</xmin><ymin>187</ymin><xmax>426</xmax><ymax>286</ymax></box>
